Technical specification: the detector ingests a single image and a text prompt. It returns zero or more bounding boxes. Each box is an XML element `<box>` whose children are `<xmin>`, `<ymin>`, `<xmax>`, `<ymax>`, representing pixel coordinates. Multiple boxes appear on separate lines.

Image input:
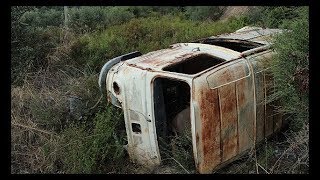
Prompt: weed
<box><xmin>57</xmin><ymin>105</ymin><xmax>126</xmax><ymax>173</ymax></box>
<box><xmin>71</xmin><ymin>15</ymin><xmax>247</xmax><ymax>72</ymax></box>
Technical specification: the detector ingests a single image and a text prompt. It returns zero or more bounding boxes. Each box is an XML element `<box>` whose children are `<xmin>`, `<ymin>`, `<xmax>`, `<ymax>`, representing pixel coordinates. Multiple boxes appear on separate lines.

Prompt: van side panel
<box><xmin>193</xmin><ymin>58</ymin><xmax>255</xmax><ymax>173</ymax></box>
<box><xmin>236</xmin><ymin>72</ymin><xmax>255</xmax><ymax>153</ymax></box>
<box><xmin>219</xmin><ymin>83</ymin><xmax>238</xmax><ymax>162</ymax></box>
<box><xmin>193</xmin><ymin>83</ymin><xmax>221</xmax><ymax>174</ymax></box>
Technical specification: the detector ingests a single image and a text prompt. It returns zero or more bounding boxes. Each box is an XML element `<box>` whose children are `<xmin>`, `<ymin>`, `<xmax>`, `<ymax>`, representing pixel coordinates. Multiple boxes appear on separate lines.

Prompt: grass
<box><xmin>11</xmin><ymin>58</ymin><xmax>125</xmax><ymax>173</ymax></box>
<box><xmin>157</xmin><ymin>134</ymin><xmax>196</xmax><ymax>174</ymax></box>
<box><xmin>71</xmin><ymin>15</ymin><xmax>247</xmax><ymax>72</ymax></box>
<box><xmin>11</xmin><ymin>80</ymin><xmax>126</xmax><ymax>173</ymax></box>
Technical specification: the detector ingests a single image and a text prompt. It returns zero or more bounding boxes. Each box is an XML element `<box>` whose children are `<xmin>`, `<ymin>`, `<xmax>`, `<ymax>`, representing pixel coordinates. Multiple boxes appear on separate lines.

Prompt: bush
<box><xmin>246</xmin><ymin>6</ymin><xmax>308</xmax><ymax>28</ymax></box>
<box><xmin>19</xmin><ymin>7</ymin><xmax>64</xmax><ymax>28</ymax></box>
<box><xmin>71</xmin><ymin>15</ymin><xmax>247</xmax><ymax>72</ymax></box>
<box><xmin>184</xmin><ymin>6</ymin><xmax>225</xmax><ymax>21</ymax></box>
<box><xmin>58</xmin><ymin>105</ymin><xmax>126</xmax><ymax>173</ymax></box>
<box><xmin>68</xmin><ymin>6</ymin><xmax>135</xmax><ymax>33</ymax></box>
<box><xmin>11</xmin><ymin>25</ymin><xmax>63</xmax><ymax>86</ymax></box>
<box><xmin>250</xmin><ymin>7</ymin><xmax>309</xmax><ymax>174</ymax></box>
<box><xmin>271</xmin><ymin>15</ymin><xmax>309</xmax><ymax>131</ymax></box>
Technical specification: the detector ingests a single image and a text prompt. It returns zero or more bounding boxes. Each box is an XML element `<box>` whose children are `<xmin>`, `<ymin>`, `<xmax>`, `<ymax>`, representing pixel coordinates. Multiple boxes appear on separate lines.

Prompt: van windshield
<box><xmin>195</xmin><ymin>38</ymin><xmax>263</xmax><ymax>52</ymax></box>
<box><xmin>162</xmin><ymin>54</ymin><xmax>225</xmax><ymax>75</ymax></box>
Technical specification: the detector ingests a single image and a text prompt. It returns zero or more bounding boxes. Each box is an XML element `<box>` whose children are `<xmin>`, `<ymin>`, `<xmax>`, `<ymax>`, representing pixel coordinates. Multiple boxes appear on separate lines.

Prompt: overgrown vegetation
<box><xmin>11</xmin><ymin>6</ymin><xmax>309</xmax><ymax>174</ymax></box>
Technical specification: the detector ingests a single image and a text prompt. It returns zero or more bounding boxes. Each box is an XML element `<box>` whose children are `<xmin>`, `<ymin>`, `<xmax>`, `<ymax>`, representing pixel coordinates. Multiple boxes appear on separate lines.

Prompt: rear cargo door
<box><xmin>191</xmin><ymin>58</ymin><xmax>255</xmax><ymax>173</ymax></box>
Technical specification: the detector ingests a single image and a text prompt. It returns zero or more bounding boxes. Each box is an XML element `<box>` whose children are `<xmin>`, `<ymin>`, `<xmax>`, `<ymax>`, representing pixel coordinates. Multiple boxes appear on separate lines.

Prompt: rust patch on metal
<box><xmin>127</xmin><ymin>63</ymin><xmax>155</xmax><ymax>72</ymax></box>
<box><xmin>236</xmin><ymin>76</ymin><xmax>255</xmax><ymax>153</ymax></box>
<box><xmin>198</xmin><ymin>88</ymin><xmax>221</xmax><ymax>173</ymax></box>
<box><xmin>219</xmin><ymin>82</ymin><xmax>238</xmax><ymax>161</ymax></box>
<box><xmin>215</xmin><ymin>69</ymin><xmax>233</xmax><ymax>87</ymax></box>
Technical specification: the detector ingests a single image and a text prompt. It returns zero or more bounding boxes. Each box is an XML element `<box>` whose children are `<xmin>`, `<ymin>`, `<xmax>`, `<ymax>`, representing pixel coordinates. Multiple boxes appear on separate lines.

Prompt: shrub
<box><xmin>246</xmin><ymin>6</ymin><xmax>308</xmax><ymax>28</ymax></box>
<box><xmin>19</xmin><ymin>7</ymin><xmax>64</xmax><ymax>28</ymax></box>
<box><xmin>270</xmin><ymin>15</ymin><xmax>309</xmax><ymax>131</ymax></box>
<box><xmin>68</xmin><ymin>6</ymin><xmax>135</xmax><ymax>33</ymax></box>
<box><xmin>70</xmin><ymin>15</ymin><xmax>247</xmax><ymax>72</ymax></box>
<box><xmin>11</xmin><ymin>25</ymin><xmax>62</xmax><ymax>86</ymax></box>
<box><xmin>28</xmin><ymin>89</ymin><xmax>68</xmax><ymax>131</ymax></box>
<box><xmin>58</xmin><ymin>105</ymin><xmax>126</xmax><ymax>173</ymax></box>
<box><xmin>11</xmin><ymin>68</ymin><xmax>123</xmax><ymax>173</ymax></box>
<box><xmin>184</xmin><ymin>6</ymin><xmax>225</xmax><ymax>21</ymax></box>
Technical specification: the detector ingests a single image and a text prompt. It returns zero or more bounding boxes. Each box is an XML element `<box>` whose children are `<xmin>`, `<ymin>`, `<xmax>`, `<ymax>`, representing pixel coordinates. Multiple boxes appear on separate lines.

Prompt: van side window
<box><xmin>197</xmin><ymin>39</ymin><xmax>263</xmax><ymax>52</ymax></box>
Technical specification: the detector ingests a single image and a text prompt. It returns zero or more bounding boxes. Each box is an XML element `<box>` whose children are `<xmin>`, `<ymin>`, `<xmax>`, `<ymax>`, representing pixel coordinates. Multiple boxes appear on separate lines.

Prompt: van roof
<box><xmin>124</xmin><ymin>26</ymin><xmax>282</xmax><ymax>72</ymax></box>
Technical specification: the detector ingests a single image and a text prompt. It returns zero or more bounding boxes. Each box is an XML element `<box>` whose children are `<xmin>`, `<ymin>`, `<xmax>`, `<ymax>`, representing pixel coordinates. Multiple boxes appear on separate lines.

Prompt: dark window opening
<box><xmin>153</xmin><ymin>78</ymin><xmax>194</xmax><ymax>168</ymax></box>
<box><xmin>131</xmin><ymin>123</ymin><xmax>141</xmax><ymax>134</ymax></box>
<box><xmin>163</xmin><ymin>54</ymin><xmax>225</xmax><ymax>75</ymax></box>
<box><xmin>113</xmin><ymin>82</ymin><xmax>120</xmax><ymax>95</ymax></box>
<box><xmin>196</xmin><ymin>38</ymin><xmax>263</xmax><ymax>52</ymax></box>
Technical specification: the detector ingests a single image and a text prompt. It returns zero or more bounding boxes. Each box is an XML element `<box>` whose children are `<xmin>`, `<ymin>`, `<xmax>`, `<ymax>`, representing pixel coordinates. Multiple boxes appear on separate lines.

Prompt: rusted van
<box><xmin>98</xmin><ymin>26</ymin><xmax>284</xmax><ymax>173</ymax></box>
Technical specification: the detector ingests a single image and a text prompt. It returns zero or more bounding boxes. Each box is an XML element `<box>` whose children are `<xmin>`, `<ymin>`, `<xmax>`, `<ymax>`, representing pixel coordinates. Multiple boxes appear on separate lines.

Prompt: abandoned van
<box><xmin>98</xmin><ymin>26</ymin><xmax>284</xmax><ymax>173</ymax></box>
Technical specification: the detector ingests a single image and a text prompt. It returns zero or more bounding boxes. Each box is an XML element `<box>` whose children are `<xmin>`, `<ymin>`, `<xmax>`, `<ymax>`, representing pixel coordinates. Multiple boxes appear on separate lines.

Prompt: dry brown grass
<box><xmin>215</xmin><ymin>124</ymin><xmax>309</xmax><ymax>174</ymax></box>
<box><xmin>270</xmin><ymin>124</ymin><xmax>309</xmax><ymax>173</ymax></box>
<box><xmin>10</xmin><ymin>29</ymin><xmax>98</xmax><ymax>172</ymax></box>
<box><xmin>11</xmin><ymin>85</ymin><xmax>60</xmax><ymax>173</ymax></box>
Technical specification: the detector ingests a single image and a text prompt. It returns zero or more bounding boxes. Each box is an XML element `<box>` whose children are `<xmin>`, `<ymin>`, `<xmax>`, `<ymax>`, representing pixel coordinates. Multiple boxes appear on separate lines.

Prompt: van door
<box><xmin>191</xmin><ymin>58</ymin><xmax>255</xmax><ymax>173</ymax></box>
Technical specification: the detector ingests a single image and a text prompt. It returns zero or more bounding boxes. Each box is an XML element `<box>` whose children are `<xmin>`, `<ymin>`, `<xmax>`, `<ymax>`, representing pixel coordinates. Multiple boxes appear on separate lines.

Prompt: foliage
<box><xmin>71</xmin><ymin>15</ymin><xmax>246</xmax><ymax>72</ymax></box>
<box><xmin>19</xmin><ymin>7</ymin><xmax>64</xmax><ymax>28</ymax></box>
<box><xmin>68</xmin><ymin>6</ymin><xmax>135</xmax><ymax>33</ymax></box>
<box><xmin>247</xmin><ymin>6</ymin><xmax>308</xmax><ymax>28</ymax></box>
<box><xmin>184</xmin><ymin>6</ymin><xmax>225</xmax><ymax>21</ymax></box>
<box><xmin>58</xmin><ymin>105</ymin><xmax>125</xmax><ymax>173</ymax></box>
<box><xmin>11</xmin><ymin>25</ymin><xmax>62</xmax><ymax>86</ymax></box>
<box><xmin>270</xmin><ymin>12</ymin><xmax>309</xmax><ymax>131</ymax></box>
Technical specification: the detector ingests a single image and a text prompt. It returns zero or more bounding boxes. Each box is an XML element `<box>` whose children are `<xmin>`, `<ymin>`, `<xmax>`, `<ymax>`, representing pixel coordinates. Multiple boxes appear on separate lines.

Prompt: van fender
<box><xmin>98</xmin><ymin>51</ymin><xmax>142</xmax><ymax>97</ymax></box>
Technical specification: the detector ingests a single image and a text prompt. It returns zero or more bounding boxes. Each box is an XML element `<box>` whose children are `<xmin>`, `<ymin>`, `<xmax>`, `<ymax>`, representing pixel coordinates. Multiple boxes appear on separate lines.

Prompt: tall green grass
<box><xmin>54</xmin><ymin>105</ymin><xmax>126</xmax><ymax>173</ymax></box>
<box><xmin>71</xmin><ymin>15</ymin><xmax>247</xmax><ymax>72</ymax></box>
